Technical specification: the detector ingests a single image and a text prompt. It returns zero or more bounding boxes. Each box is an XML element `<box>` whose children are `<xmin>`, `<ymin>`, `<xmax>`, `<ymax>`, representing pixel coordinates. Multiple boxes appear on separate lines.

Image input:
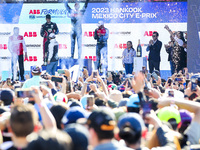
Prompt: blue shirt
<box><xmin>22</xmin><ymin>76</ymin><xmax>42</xmax><ymax>89</ymax></box>
<box><xmin>122</xmin><ymin>48</ymin><xmax>136</xmax><ymax>64</ymax></box>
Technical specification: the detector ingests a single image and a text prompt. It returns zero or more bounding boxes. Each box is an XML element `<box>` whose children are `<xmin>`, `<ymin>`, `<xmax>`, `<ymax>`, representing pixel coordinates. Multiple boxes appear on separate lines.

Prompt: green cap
<box><xmin>158</xmin><ymin>106</ymin><xmax>181</xmax><ymax>124</ymax></box>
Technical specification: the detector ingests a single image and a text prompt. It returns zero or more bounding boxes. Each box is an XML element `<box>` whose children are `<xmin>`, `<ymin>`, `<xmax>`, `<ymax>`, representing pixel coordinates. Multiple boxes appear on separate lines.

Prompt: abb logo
<box><xmin>59</xmin><ymin>44</ymin><xmax>67</xmax><ymax>49</ymax></box>
<box><xmin>24</xmin><ymin>56</ymin><xmax>37</xmax><ymax>62</ymax></box>
<box><xmin>0</xmin><ymin>44</ymin><xmax>7</xmax><ymax>49</ymax></box>
<box><xmin>85</xmin><ymin>56</ymin><xmax>96</xmax><ymax>61</ymax></box>
<box><xmin>29</xmin><ymin>10</ymin><xmax>40</xmax><ymax>14</ymax></box>
<box><xmin>144</xmin><ymin>31</ymin><xmax>157</xmax><ymax>36</ymax></box>
<box><xmin>114</xmin><ymin>44</ymin><xmax>127</xmax><ymax>49</ymax></box>
<box><xmin>84</xmin><ymin>31</ymin><xmax>94</xmax><ymax>37</ymax></box>
<box><xmin>24</xmin><ymin>32</ymin><xmax>37</xmax><ymax>37</ymax></box>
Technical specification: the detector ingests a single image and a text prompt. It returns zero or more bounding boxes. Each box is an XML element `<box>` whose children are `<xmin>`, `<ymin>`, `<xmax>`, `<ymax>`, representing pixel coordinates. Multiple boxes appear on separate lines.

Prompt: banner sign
<box><xmin>0</xmin><ymin>2</ymin><xmax>187</xmax><ymax>79</ymax></box>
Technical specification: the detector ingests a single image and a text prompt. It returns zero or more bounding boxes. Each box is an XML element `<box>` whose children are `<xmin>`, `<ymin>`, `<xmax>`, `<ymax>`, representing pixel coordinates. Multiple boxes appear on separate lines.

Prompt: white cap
<box><xmin>49</xmin><ymin>33</ymin><xmax>55</xmax><ymax>38</ymax></box>
<box><xmin>97</xmin><ymin>21</ymin><xmax>104</xmax><ymax>27</ymax></box>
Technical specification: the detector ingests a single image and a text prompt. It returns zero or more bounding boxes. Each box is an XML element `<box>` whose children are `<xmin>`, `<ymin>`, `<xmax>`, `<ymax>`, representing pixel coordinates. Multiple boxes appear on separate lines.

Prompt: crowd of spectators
<box><xmin>0</xmin><ymin>65</ymin><xmax>200</xmax><ymax>150</ymax></box>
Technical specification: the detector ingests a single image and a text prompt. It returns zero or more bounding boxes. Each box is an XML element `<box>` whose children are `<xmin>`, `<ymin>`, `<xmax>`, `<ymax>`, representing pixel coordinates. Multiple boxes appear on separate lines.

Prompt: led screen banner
<box><xmin>0</xmin><ymin>2</ymin><xmax>187</xmax><ymax>77</ymax></box>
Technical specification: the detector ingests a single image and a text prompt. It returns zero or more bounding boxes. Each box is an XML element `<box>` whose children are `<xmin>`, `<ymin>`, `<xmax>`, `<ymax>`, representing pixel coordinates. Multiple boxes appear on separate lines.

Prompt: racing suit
<box><xmin>8</xmin><ymin>35</ymin><xmax>27</xmax><ymax>81</ymax></box>
<box><xmin>65</xmin><ymin>0</ymin><xmax>89</xmax><ymax>59</ymax></box>
<box><xmin>40</xmin><ymin>22</ymin><xmax>59</xmax><ymax>63</ymax></box>
<box><xmin>94</xmin><ymin>27</ymin><xmax>109</xmax><ymax>73</ymax></box>
<box><xmin>46</xmin><ymin>38</ymin><xmax>59</xmax><ymax>75</ymax></box>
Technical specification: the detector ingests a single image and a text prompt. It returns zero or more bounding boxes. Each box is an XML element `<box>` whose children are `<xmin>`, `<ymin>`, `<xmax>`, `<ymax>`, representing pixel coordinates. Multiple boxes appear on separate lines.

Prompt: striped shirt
<box><xmin>122</xmin><ymin>48</ymin><xmax>136</xmax><ymax>64</ymax></box>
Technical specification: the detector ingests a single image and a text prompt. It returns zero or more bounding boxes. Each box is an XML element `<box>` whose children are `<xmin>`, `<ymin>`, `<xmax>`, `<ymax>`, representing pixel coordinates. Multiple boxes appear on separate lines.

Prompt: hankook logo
<box><xmin>59</xmin><ymin>32</ymin><xmax>70</xmax><ymax>35</ymax></box>
<box><xmin>0</xmin><ymin>57</ymin><xmax>10</xmax><ymax>60</ymax></box>
<box><xmin>83</xmin><ymin>44</ymin><xmax>96</xmax><ymax>48</ymax></box>
<box><xmin>0</xmin><ymin>32</ymin><xmax>11</xmax><ymax>36</ymax></box>
<box><xmin>26</xmin><ymin>44</ymin><xmax>41</xmax><ymax>48</ymax></box>
<box><xmin>110</xmin><ymin>32</ymin><xmax>131</xmax><ymax>35</ymax></box>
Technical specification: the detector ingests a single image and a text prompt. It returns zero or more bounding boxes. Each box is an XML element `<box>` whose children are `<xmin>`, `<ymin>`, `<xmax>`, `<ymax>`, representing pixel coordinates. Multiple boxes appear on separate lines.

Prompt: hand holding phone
<box><xmin>168</xmin><ymin>78</ymin><xmax>172</xmax><ymax>86</ymax></box>
<box><xmin>147</xmin><ymin>73</ymin><xmax>151</xmax><ymax>82</ymax></box>
<box><xmin>152</xmin><ymin>72</ymin><xmax>158</xmax><ymax>81</ymax></box>
<box><xmin>168</xmin><ymin>90</ymin><xmax>174</xmax><ymax>97</ymax></box>
<box><xmin>92</xmin><ymin>70</ymin><xmax>98</xmax><ymax>79</ymax></box>
<box><xmin>40</xmin><ymin>81</ymin><xmax>49</xmax><ymax>87</ymax></box>
<box><xmin>86</xmin><ymin>95</ymin><xmax>94</xmax><ymax>111</ymax></box>
<box><xmin>191</xmin><ymin>78</ymin><xmax>197</xmax><ymax>92</ymax></box>
<box><xmin>16</xmin><ymin>88</ymin><xmax>34</xmax><ymax>98</ymax></box>
<box><xmin>51</xmin><ymin>76</ymin><xmax>63</xmax><ymax>83</ymax></box>
<box><xmin>142</xmin><ymin>101</ymin><xmax>152</xmax><ymax>117</ymax></box>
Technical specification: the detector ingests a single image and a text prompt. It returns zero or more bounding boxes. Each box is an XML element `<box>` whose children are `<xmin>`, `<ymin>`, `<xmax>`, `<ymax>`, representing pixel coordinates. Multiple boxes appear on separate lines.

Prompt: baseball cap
<box><xmin>46</xmin><ymin>14</ymin><xmax>51</xmax><ymax>19</ymax></box>
<box><xmin>87</xmin><ymin>108</ymin><xmax>116</xmax><ymax>132</ymax></box>
<box><xmin>31</xmin><ymin>65</ymin><xmax>41</xmax><ymax>74</ymax></box>
<box><xmin>0</xmin><ymin>89</ymin><xmax>14</xmax><ymax>106</ymax></box>
<box><xmin>118</xmin><ymin>98</ymin><xmax>129</xmax><ymax>107</ymax></box>
<box><xmin>64</xmin><ymin>124</ymin><xmax>89</xmax><ymax>150</ymax></box>
<box><xmin>127</xmin><ymin>94</ymin><xmax>140</xmax><ymax>108</ymax></box>
<box><xmin>108</xmin><ymin>84</ymin><xmax>117</xmax><ymax>90</ymax></box>
<box><xmin>61</xmin><ymin>106</ymin><xmax>86</xmax><ymax>125</ymax></box>
<box><xmin>49</xmin><ymin>33</ymin><xmax>55</xmax><ymax>39</ymax></box>
<box><xmin>97</xmin><ymin>21</ymin><xmax>104</xmax><ymax>27</ymax></box>
<box><xmin>179</xmin><ymin>109</ymin><xmax>192</xmax><ymax>126</ymax></box>
<box><xmin>157</xmin><ymin>106</ymin><xmax>181</xmax><ymax>124</ymax></box>
<box><xmin>118</xmin><ymin>113</ymin><xmax>145</xmax><ymax>134</ymax></box>
<box><xmin>54</xmin><ymin>92</ymin><xmax>68</xmax><ymax>103</ymax></box>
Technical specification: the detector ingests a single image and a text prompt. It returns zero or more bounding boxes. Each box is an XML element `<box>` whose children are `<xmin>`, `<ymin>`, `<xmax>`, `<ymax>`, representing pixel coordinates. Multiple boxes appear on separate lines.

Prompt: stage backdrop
<box><xmin>0</xmin><ymin>2</ymin><xmax>187</xmax><ymax>78</ymax></box>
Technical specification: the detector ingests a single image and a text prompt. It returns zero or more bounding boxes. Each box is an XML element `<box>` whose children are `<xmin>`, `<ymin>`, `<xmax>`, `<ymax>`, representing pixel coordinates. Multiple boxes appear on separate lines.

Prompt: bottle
<box><xmin>137</xmin><ymin>39</ymin><xmax>142</xmax><ymax>57</ymax></box>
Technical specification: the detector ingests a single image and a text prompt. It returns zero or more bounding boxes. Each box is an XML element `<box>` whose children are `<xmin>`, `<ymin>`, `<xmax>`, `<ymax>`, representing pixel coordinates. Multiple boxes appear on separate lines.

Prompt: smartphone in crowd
<box><xmin>93</xmin><ymin>70</ymin><xmax>98</xmax><ymax>79</ymax></box>
<box><xmin>16</xmin><ymin>88</ymin><xmax>33</xmax><ymax>98</ymax></box>
<box><xmin>57</xmin><ymin>69</ymin><xmax>65</xmax><ymax>74</ymax></box>
<box><xmin>175</xmin><ymin>77</ymin><xmax>183</xmax><ymax>82</ymax></box>
<box><xmin>186</xmin><ymin>79</ymin><xmax>190</xmax><ymax>88</ymax></box>
<box><xmin>40</xmin><ymin>81</ymin><xmax>49</xmax><ymax>87</ymax></box>
<box><xmin>152</xmin><ymin>72</ymin><xmax>158</xmax><ymax>81</ymax></box>
<box><xmin>87</xmin><ymin>95</ymin><xmax>94</xmax><ymax>108</ymax></box>
<box><xmin>142</xmin><ymin>101</ymin><xmax>152</xmax><ymax>117</ymax></box>
<box><xmin>191</xmin><ymin>78</ymin><xmax>197</xmax><ymax>92</ymax></box>
<box><xmin>14</xmin><ymin>83</ymin><xmax>21</xmax><ymax>89</ymax></box>
<box><xmin>147</xmin><ymin>73</ymin><xmax>151</xmax><ymax>82</ymax></box>
<box><xmin>6</xmin><ymin>78</ymin><xmax>12</xmax><ymax>86</ymax></box>
<box><xmin>168</xmin><ymin>90</ymin><xmax>174</xmax><ymax>97</ymax></box>
<box><xmin>51</xmin><ymin>76</ymin><xmax>63</xmax><ymax>83</ymax></box>
<box><xmin>66</xmin><ymin>81</ymin><xmax>72</xmax><ymax>93</ymax></box>
<box><xmin>168</xmin><ymin>78</ymin><xmax>172</xmax><ymax>86</ymax></box>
